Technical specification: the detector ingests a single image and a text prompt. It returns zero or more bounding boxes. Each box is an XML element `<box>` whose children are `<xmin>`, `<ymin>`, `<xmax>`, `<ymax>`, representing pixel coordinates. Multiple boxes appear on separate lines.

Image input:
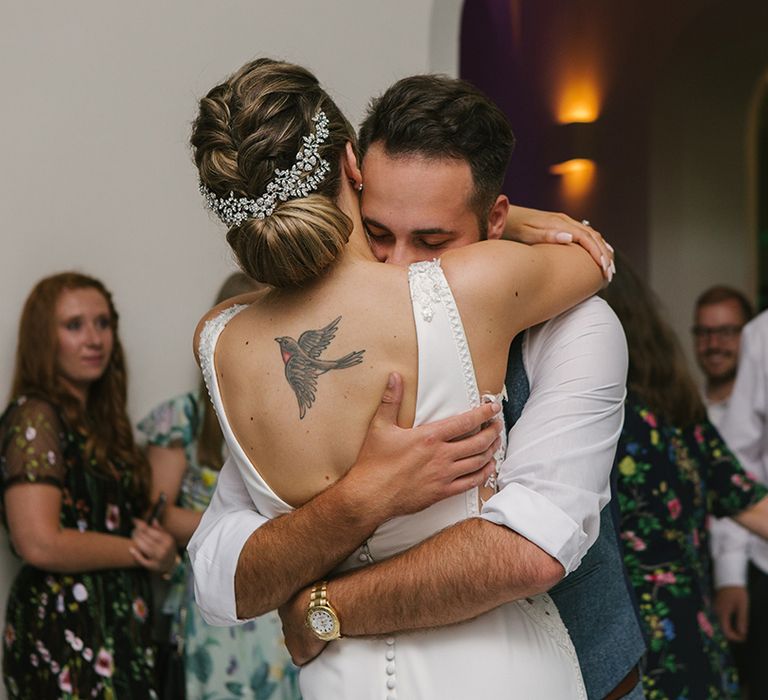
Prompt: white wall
<box><xmin>0</xmin><ymin>2</ymin><xmax>460</xmax><ymax>694</ymax></box>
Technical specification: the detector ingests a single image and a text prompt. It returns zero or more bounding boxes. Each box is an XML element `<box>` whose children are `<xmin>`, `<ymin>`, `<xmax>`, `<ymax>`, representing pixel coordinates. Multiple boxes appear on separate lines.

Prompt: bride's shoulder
<box><xmin>193</xmin><ymin>290</ymin><xmax>264</xmax><ymax>367</ymax></box>
<box><xmin>441</xmin><ymin>239</ymin><xmax>532</xmax><ymax>276</ymax></box>
<box><xmin>439</xmin><ymin>240</ymin><xmax>533</xmax><ymax>302</ymax></box>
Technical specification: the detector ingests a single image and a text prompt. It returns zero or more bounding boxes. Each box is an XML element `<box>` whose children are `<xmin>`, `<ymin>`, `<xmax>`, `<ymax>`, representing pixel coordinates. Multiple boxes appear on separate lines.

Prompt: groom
<box><xmin>189</xmin><ymin>75</ymin><xmax>646</xmax><ymax>699</ymax></box>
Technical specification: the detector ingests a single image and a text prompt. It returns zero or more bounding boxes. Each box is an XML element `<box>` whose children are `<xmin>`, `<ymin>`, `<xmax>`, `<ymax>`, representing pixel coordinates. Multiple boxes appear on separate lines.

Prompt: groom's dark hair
<box><xmin>358</xmin><ymin>75</ymin><xmax>515</xmax><ymax>225</ymax></box>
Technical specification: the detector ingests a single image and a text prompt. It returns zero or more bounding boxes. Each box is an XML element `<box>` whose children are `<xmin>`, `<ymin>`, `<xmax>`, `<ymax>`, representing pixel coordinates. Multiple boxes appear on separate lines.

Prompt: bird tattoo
<box><xmin>275</xmin><ymin>316</ymin><xmax>365</xmax><ymax>419</ymax></box>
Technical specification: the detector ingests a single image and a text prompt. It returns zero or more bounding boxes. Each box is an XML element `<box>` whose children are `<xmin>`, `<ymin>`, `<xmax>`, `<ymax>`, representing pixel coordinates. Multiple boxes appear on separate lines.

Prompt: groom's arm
<box><xmin>187</xmin><ymin>382</ymin><xmax>502</xmax><ymax>623</ymax></box>
<box><xmin>281</xmin><ymin>297</ymin><xmax>627</xmax><ymax>660</ymax></box>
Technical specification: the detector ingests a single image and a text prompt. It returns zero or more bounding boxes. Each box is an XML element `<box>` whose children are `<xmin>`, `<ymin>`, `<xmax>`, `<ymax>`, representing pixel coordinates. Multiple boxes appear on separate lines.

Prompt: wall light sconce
<box><xmin>547</xmin><ymin>121</ymin><xmax>597</xmax><ymax>174</ymax></box>
<box><xmin>547</xmin><ymin>120</ymin><xmax>598</xmax><ymax>201</ymax></box>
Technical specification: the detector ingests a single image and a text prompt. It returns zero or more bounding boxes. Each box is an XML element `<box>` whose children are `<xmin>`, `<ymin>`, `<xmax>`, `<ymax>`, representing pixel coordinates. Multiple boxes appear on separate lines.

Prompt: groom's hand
<box><xmin>279</xmin><ymin>586</ymin><xmax>327</xmax><ymax>666</ymax></box>
<box><xmin>348</xmin><ymin>373</ymin><xmax>502</xmax><ymax>521</ymax></box>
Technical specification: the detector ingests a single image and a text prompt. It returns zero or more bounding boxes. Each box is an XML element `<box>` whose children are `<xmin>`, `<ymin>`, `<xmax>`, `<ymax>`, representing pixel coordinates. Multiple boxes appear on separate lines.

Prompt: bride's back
<box><xmin>213</xmin><ymin>259</ymin><xmax>423</xmax><ymax>506</ymax></box>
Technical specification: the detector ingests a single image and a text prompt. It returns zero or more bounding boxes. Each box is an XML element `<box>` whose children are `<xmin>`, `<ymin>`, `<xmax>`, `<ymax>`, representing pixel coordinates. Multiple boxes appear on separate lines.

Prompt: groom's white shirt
<box><xmin>188</xmin><ymin>296</ymin><xmax>627</xmax><ymax>625</ymax></box>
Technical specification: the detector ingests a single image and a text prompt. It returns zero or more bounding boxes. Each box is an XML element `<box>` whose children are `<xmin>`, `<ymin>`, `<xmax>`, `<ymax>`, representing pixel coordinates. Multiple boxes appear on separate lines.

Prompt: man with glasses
<box><xmin>692</xmin><ymin>285</ymin><xmax>753</xmax><ymax>428</ymax></box>
<box><xmin>695</xmin><ymin>290</ymin><xmax>767</xmax><ymax>697</ymax></box>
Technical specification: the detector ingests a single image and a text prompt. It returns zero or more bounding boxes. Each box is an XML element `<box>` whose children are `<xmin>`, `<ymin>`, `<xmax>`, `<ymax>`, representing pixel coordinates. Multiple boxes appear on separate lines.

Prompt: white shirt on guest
<box><xmin>711</xmin><ymin>310</ymin><xmax>768</xmax><ymax>587</ymax></box>
<box><xmin>704</xmin><ymin>395</ymin><xmax>729</xmax><ymax>432</ymax></box>
<box><xmin>187</xmin><ymin>296</ymin><xmax>627</xmax><ymax>625</ymax></box>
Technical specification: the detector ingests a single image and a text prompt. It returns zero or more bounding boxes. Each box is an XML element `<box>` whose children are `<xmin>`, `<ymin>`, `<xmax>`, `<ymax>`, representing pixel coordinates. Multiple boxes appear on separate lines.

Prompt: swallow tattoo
<box><xmin>275</xmin><ymin>316</ymin><xmax>365</xmax><ymax>419</ymax></box>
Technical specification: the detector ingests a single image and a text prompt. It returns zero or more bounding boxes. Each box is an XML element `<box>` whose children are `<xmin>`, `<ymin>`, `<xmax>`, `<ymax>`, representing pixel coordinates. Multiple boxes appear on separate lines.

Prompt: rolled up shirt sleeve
<box><xmin>187</xmin><ymin>456</ymin><xmax>268</xmax><ymax>625</ymax></box>
<box><xmin>481</xmin><ymin>297</ymin><xmax>628</xmax><ymax>574</ymax></box>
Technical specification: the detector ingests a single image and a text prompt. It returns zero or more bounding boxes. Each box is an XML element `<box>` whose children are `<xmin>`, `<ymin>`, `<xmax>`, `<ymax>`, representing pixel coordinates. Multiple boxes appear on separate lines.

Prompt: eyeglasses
<box><xmin>691</xmin><ymin>324</ymin><xmax>743</xmax><ymax>341</ymax></box>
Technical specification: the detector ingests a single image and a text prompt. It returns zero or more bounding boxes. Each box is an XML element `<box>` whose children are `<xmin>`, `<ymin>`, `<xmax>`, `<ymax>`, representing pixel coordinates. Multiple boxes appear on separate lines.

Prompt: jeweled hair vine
<box><xmin>192</xmin><ymin>58</ymin><xmax>357</xmax><ymax>287</ymax></box>
<box><xmin>200</xmin><ymin>110</ymin><xmax>331</xmax><ymax>227</ymax></box>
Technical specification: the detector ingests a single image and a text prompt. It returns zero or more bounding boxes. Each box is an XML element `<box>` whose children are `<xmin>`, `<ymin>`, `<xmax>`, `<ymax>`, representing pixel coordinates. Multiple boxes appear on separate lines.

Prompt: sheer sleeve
<box><xmin>696</xmin><ymin>419</ymin><xmax>768</xmax><ymax>518</ymax></box>
<box><xmin>0</xmin><ymin>397</ymin><xmax>67</xmax><ymax>490</ymax></box>
<box><xmin>137</xmin><ymin>392</ymin><xmax>198</xmax><ymax>448</ymax></box>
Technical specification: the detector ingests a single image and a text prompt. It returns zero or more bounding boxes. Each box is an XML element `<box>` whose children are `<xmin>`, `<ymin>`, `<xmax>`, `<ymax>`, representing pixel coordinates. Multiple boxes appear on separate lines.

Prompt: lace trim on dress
<box><xmin>409</xmin><ymin>260</ymin><xmax>495</xmax><ymax>515</ymax></box>
<box><xmin>198</xmin><ymin>304</ymin><xmax>248</xmax><ymax>406</ymax></box>
<box><xmin>408</xmin><ymin>260</ymin><xmax>481</xmax><ymax>411</ymax></box>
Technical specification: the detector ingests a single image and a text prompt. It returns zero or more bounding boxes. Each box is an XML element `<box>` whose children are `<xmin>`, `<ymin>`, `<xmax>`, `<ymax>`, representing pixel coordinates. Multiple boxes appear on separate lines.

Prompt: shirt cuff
<box><xmin>188</xmin><ymin>510</ymin><xmax>265</xmax><ymax>625</ymax></box>
<box><xmin>713</xmin><ymin>550</ymin><xmax>750</xmax><ymax>588</ymax></box>
<box><xmin>480</xmin><ymin>482</ymin><xmax>588</xmax><ymax>574</ymax></box>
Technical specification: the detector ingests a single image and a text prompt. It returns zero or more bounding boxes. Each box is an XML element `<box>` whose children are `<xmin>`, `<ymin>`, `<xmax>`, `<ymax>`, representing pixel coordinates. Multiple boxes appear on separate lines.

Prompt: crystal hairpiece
<box><xmin>199</xmin><ymin>110</ymin><xmax>331</xmax><ymax>227</ymax></box>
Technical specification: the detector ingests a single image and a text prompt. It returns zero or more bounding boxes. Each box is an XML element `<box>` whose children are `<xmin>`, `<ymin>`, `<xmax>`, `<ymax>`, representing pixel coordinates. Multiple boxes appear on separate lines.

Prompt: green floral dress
<box><xmin>616</xmin><ymin>393</ymin><xmax>768</xmax><ymax>700</ymax></box>
<box><xmin>0</xmin><ymin>396</ymin><xmax>157</xmax><ymax>699</ymax></box>
<box><xmin>138</xmin><ymin>393</ymin><xmax>300</xmax><ymax>700</ymax></box>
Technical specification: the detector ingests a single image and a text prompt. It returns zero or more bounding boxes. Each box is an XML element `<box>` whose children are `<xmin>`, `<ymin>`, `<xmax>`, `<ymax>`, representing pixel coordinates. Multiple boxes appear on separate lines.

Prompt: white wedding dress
<box><xmin>199</xmin><ymin>259</ymin><xmax>587</xmax><ymax>700</ymax></box>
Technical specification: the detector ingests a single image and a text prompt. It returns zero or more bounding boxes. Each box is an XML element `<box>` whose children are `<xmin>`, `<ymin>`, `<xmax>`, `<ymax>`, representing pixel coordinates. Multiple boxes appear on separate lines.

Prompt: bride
<box><xmin>191</xmin><ymin>58</ymin><xmax>603</xmax><ymax>699</ymax></box>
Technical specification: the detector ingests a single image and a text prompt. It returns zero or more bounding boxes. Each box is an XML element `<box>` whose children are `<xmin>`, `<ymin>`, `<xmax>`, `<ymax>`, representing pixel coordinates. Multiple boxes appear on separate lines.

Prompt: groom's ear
<box><xmin>343</xmin><ymin>142</ymin><xmax>363</xmax><ymax>187</ymax></box>
<box><xmin>486</xmin><ymin>195</ymin><xmax>509</xmax><ymax>240</ymax></box>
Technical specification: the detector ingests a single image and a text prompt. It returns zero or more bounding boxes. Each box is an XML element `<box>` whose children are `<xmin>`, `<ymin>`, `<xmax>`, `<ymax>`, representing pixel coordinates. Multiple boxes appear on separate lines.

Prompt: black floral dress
<box><xmin>616</xmin><ymin>393</ymin><xmax>768</xmax><ymax>700</ymax></box>
<box><xmin>0</xmin><ymin>397</ymin><xmax>157</xmax><ymax>699</ymax></box>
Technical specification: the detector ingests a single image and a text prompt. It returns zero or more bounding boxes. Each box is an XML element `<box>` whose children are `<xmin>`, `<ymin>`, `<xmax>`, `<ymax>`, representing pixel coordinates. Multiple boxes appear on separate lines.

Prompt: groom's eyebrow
<box><xmin>363</xmin><ymin>217</ymin><xmax>456</xmax><ymax>236</ymax></box>
<box><xmin>411</xmin><ymin>227</ymin><xmax>455</xmax><ymax>236</ymax></box>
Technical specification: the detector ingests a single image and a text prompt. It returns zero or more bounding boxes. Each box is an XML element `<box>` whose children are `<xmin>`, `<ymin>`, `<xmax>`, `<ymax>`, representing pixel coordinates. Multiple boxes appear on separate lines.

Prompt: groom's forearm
<box><xmin>326</xmin><ymin>517</ymin><xmax>564</xmax><ymax>635</ymax></box>
<box><xmin>234</xmin><ymin>477</ymin><xmax>383</xmax><ymax>618</ymax></box>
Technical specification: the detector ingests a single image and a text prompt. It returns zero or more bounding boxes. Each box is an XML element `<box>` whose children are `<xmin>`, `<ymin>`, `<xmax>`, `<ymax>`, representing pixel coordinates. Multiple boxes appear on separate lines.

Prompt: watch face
<box><xmin>308</xmin><ymin>606</ymin><xmax>339</xmax><ymax>639</ymax></box>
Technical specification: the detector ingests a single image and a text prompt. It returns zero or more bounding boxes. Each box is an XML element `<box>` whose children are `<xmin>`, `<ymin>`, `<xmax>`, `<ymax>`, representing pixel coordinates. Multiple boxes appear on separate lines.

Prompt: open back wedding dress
<box><xmin>199</xmin><ymin>259</ymin><xmax>587</xmax><ymax>700</ymax></box>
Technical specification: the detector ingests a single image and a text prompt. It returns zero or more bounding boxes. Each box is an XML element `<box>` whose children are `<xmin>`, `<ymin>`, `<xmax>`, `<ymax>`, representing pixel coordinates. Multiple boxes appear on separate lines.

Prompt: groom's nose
<box><xmin>386</xmin><ymin>240</ymin><xmax>433</xmax><ymax>268</ymax></box>
<box><xmin>386</xmin><ymin>242</ymin><xmax>413</xmax><ymax>267</ymax></box>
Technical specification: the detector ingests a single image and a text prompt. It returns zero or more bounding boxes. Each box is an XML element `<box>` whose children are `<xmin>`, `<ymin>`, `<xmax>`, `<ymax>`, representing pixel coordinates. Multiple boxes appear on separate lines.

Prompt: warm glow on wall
<box><xmin>548</xmin><ymin>159</ymin><xmax>594</xmax><ymax>176</ymax></box>
<box><xmin>557</xmin><ymin>80</ymin><xmax>600</xmax><ymax>124</ymax></box>
<box><xmin>549</xmin><ymin>159</ymin><xmax>596</xmax><ymax>202</ymax></box>
<box><xmin>550</xmin><ymin>73</ymin><xmax>601</xmax><ymax>204</ymax></box>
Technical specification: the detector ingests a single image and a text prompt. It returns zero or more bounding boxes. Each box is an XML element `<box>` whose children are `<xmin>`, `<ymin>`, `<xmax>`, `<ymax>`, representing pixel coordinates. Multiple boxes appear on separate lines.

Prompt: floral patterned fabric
<box><xmin>0</xmin><ymin>396</ymin><xmax>156</xmax><ymax>699</ymax></box>
<box><xmin>616</xmin><ymin>393</ymin><xmax>768</xmax><ymax>700</ymax></box>
<box><xmin>138</xmin><ymin>393</ymin><xmax>300</xmax><ymax>700</ymax></box>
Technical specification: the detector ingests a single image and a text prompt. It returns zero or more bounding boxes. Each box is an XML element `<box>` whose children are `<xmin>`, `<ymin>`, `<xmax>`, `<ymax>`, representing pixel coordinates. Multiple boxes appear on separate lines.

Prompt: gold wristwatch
<box><xmin>305</xmin><ymin>580</ymin><xmax>342</xmax><ymax>641</ymax></box>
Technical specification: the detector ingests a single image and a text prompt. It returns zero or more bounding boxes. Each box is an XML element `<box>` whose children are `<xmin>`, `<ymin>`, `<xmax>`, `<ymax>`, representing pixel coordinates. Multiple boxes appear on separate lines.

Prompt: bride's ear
<box><xmin>343</xmin><ymin>142</ymin><xmax>363</xmax><ymax>190</ymax></box>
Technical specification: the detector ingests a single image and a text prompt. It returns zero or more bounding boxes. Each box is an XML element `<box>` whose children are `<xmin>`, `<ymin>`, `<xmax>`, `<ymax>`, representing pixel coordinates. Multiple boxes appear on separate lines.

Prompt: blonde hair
<box><xmin>191</xmin><ymin>58</ymin><xmax>357</xmax><ymax>288</ymax></box>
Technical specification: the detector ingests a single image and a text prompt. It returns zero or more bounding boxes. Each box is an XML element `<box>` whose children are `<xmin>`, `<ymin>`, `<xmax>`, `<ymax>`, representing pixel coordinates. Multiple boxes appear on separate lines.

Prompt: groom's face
<box><xmin>360</xmin><ymin>142</ymin><xmax>493</xmax><ymax>267</ymax></box>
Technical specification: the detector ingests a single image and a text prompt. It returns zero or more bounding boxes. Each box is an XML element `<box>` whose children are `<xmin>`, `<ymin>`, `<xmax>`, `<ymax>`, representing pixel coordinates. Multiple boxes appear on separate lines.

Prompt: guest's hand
<box><xmin>714</xmin><ymin>585</ymin><xmax>749</xmax><ymax>641</ymax></box>
<box><xmin>346</xmin><ymin>373</ymin><xmax>502</xmax><ymax>521</ymax></box>
<box><xmin>129</xmin><ymin>518</ymin><xmax>178</xmax><ymax>574</ymax></box>
<box><xmin>279</xmin><ymin>587</ymin><xmax>327</xmax><ymax>666</ymax></box>
<box><xmin>504</xmin><ymin>205</ymin><xmax>614</xmax><ymax>280</ymax></box>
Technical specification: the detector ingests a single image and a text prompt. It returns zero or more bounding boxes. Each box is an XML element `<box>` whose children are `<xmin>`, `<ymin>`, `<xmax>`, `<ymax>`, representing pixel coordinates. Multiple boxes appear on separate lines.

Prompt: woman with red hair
<box><xmin>0</xmin><ymin>272</ymin><xmax>177</xmax><ymax>699</ymax></box>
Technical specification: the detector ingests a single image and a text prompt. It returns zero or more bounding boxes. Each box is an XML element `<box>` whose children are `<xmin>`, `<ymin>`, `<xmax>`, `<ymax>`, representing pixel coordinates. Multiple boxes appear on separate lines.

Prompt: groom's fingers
<box><xmin>444</xmin><ymin>421</ymin><xmax>501</xmax><ymax>463</ymax></box>
<box><xmin>450</xmin><ymin>437</ymin><xmax>501</xmax><ymax>477</ymax></box>
<box><xmin>446</xmin><ymin>445</ymin><xmax>501</xmax><ymax>497</ymax></box>
<box><xmin>432</xmin><ymin>401</ymin><xmax>502</xmax><ymax>442</ymax></box>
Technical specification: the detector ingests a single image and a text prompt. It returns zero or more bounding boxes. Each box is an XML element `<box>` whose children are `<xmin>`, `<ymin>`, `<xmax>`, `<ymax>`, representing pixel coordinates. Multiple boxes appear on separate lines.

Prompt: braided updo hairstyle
<box><xmin>191</xmin><ymin>58</ymin><xmax>357</xmax><ymax>287</ymax></box>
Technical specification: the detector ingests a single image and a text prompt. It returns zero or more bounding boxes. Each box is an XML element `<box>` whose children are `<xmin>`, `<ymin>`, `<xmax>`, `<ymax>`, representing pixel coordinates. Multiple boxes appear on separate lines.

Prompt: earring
<box><xmin>357</xmin><ymin>182</ymin><xmax>364</xmax><ymax>192</ymax></box>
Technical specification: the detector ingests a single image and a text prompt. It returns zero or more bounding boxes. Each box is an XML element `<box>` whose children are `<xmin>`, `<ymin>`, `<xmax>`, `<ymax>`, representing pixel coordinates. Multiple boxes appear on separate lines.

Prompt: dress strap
<box><xmin>198</xmin><ymin>304</ymin><xmax>248</xmax><ymax>407</ymax></box>
<box><xmin>408</xmin><ymin>259</ymin><xmax>480</xmax><ymax>409</ymax></box>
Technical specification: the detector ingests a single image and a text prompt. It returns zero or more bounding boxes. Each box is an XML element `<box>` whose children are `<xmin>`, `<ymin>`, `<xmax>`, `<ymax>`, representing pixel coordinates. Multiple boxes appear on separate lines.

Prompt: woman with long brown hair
<box><xmin>0</xmin><ymin>272</ymin><xmax>177</xmax><ymax>699</ymax></box>
<box><xmin>138</xmin><ymin>271</ymin><xmax>300</xmax><ymax>699</ymax></box>
<box><xmin>601</xmin><ymin>254</ymin><xmax>768</xmax><ymax>699</ymax></box>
